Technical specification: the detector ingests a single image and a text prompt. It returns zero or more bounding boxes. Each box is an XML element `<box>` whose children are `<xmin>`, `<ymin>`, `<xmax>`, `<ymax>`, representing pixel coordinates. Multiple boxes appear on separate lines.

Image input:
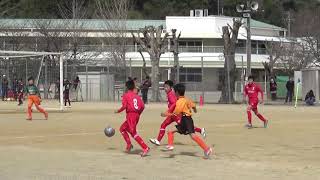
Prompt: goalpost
<box><xmin>0</xmin><ymin>50</ymin><xmax>64</xmax><ymax>111</ymax></box>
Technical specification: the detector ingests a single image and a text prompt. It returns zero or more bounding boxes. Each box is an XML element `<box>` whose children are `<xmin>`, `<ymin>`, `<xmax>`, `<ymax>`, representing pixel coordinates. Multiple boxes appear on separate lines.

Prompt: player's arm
<box><xmin>115</xmin><ymin>95</ymin><xmax>127</xmax><ymax>113</ymax></box>
<box><xmin>164</xmin><ymin>101</ymin><xmax>184</xmax><ymax>117</ymax></box>
<box><xmin>161</xmin><ymin>103</ymin><xmax>176</xmax><ymax>117</ymax></box>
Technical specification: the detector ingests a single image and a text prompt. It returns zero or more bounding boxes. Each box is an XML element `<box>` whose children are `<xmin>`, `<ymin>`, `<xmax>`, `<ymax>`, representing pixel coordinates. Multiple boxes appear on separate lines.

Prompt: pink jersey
<box><xmin>167</xmin><ymin>89</ymin><xmax>177</xmax><ymax>109</ymax></box>
<box><xmin>244</xmin><ymin>83</ymin><xmax>263</xmax><ymax>101</ymax></box>
<box><xmin>117</xmin><ymin>90</ymin><xmax>145</xmax><ymax>114</ymax></box>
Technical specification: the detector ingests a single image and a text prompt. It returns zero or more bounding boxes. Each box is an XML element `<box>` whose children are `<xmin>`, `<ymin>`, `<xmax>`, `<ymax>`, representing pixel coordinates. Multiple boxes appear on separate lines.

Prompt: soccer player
<box><xmin>162</xmin><ymin>83</ymin><xmax>213</xmax><ymax>159</ymax></box>
<box><xmin>63</xmin><ymin>79</ymin><xmax>71</xmax><ymax>107</ymax></box>
<box><xmin>24</xmin><ymin>77</ymin><xmax>48</xmax><ymax>121</ymax></box>
<box><xmin>243</xmin><ymin>75</ymin><xmax>268</xmax><ymax>129</ymax></box>
<box><xmin>115</xmin><ymin>80</ymin><xmax>150</xmax><ymax>157</ymax></box>
<box><xmin>149</xmin><ymin>80</ymin><xmax>206</xmax><ymax>146</ymax></box>
<box><xmin>17</xmin><ymin>79</ymin><xmax>24</xmax><ymax>106</ymax></box>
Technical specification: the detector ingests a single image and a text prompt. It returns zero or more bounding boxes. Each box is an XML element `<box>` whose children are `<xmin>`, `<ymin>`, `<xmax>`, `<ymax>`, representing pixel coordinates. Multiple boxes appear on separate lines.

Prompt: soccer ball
<box><xmin>104</xmin><ymin>126</ymin><xmax>115</xmax><ymax>137</ymax></box>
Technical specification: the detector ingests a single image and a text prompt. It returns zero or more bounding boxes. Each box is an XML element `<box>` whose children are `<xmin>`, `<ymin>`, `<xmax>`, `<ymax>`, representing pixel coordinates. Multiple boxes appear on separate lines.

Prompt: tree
<box><xmin>219</xmin><ymin>18</ymin><xmax>242</xmax><ymax>104</ymax></box>
<box><xmin>96</xmin><ymin>0</ymin><xmax>131</xmax><ymax>81</ymax></box>
<box><xmin>292</xmin><ymin>6</ymin><xmax>320</xmax><ymax>64</ymax></box>
<box><xmin>132</xmin><ymin>25</ymin><xmax>169</xmax><ymax>102</ymax></box>
<box><xmin>262</xmin><ymin>40</ymin><xmax>284</xmax><ymax>79</ymax></box>
<box><xmin>169</xmin><ymin>29</ymin><xmax>181</xmax><ymax>83</ymax></box>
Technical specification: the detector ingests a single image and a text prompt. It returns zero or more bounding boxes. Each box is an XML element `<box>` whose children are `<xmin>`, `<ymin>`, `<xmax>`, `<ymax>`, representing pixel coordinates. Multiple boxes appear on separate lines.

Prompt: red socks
<box><xmin>247</xmin><ymin>111</ymin><xmax>252</xmax><ymax>124</ymax></box>
<box><xmin>194</xmin><ymin>127</ymin><xmax>201</xmax><ymax>133</ymax></box>
<box><xmin>134</xmin><ymin>135</ymin><xmax>148</xmax><ymax>150</ymax></box>
<box><xmin>121</xmin><ymin>131</ymin><xmax>131</xmax><ymax>146</ymax></box>
<box><xmin>256</xmin><ymin>113</ymin><xmax>266</xmax><ymax>122</ymax></box>
<box><xmin>157</xmin><ymin>129</ymin><xmax>166</xmax><ymax>142</ymax></box>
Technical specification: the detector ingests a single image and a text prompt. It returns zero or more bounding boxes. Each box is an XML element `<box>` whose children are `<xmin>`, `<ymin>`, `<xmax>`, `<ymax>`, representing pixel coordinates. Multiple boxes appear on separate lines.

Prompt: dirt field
<box><xmin>0</xmin><ymin>101</ymin><xmax>320</xmax><ymax>180</ymax></box>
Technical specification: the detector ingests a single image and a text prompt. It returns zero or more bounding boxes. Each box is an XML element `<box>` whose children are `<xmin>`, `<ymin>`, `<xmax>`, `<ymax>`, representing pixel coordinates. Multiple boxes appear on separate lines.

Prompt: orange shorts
<box><xmin>28</xmin><ymin>95</ymin><xmax>41</xmax><ymax>106</ymax></box>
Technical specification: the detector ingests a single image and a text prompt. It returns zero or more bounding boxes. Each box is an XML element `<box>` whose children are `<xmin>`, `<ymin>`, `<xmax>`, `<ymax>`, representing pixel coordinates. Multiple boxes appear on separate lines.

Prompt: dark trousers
<box><xmin>141</xmin><ymin>89</ymin><xmax>148</xmax><ymax>104</ymax></box>
<box><xmin>64</xmin><ymin>91</ymin><xmax>71</xmax><ymax>106</ymax></box>
<box><xmin>2</xmin><ymin>87</ymin><xmax>8</xmax><ymax>100</ymax></box>
<box><xmin>271</xmin><ymin>93</ymin><xmax>277</xmax><ymax>101</ymax></box>
<box><xmin>285</xmin><ymin>91</ymin><xmax>293</xmax><ymax>103</ymax></box>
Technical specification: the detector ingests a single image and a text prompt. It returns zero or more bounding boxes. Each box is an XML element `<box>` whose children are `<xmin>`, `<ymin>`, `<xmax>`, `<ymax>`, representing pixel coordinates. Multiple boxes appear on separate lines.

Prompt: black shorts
<box><xmin>175</xmin><ymin>116</ymin><xmax>195</xmax><ymax>135</ymax></box>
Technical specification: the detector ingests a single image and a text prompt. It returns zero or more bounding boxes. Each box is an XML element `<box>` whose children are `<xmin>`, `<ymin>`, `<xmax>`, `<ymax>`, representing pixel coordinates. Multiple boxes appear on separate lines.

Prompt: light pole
<box><xmin>236</xmin><ymin>1</ymin><xmax>259</xmax><ymax>78</ymax></box>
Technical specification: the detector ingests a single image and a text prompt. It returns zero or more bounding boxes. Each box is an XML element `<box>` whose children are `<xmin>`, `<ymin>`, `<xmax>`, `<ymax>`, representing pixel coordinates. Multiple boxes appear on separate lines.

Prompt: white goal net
<box><xmin>0</xmin><ymin>50</ymin><xmax>64</xmax><ymax>111</ymax></box>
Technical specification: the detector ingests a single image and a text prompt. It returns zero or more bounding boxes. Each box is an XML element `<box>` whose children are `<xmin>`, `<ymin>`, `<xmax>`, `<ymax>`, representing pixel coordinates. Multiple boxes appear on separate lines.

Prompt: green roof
<box><xmin>251</xmin><ymin>19</ymin><xmax>284</xmax><ymax>30</ymax></box>
<box><xmin>0</xmin><ymin>19</ymin><xmax>166</xmax><ymax>31</ymax></box>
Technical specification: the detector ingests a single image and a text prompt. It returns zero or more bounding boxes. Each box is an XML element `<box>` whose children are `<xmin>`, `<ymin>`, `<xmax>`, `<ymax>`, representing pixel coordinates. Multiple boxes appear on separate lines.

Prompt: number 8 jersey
<box><xmin>117</xmin><ymin>90</ymin><xmax>145</xmax><ymax>114</ymax></box>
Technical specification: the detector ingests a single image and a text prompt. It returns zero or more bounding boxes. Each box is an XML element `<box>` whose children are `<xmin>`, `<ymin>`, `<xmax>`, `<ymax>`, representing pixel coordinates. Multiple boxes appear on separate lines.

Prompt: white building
<box><xmin>0</xmin><ymin>15</ymin><xmax>286</xmax><ymax>92</ymax></box>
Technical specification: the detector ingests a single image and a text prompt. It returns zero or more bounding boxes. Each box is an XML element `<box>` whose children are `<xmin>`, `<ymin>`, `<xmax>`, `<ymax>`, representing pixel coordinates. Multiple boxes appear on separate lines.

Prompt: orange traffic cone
<box><xmin>199</xmin><ymin>95</ymin><xmax>204</xmax><ymax>107</ymax></box>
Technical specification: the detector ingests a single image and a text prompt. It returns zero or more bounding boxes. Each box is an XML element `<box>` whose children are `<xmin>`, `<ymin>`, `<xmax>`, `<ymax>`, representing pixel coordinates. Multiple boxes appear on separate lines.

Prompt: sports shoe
<box><xmin>26</xmin><ymin>117</ymin><xmax>32</xmax><ymax>121</ymax></box>
<box><xmin>149</xmin><ymin>138</ymin><xmax>160</xmax><ymax>146</ymax></box>
<box><xmin>165</xmin><ymin>145</ymin><xmax>174</xmax><ymax>151</ymax></box>
<box><xmin>201</xmin><ymin>128</ymin><xmax>206</xmax><ymax>138</ymax></box>
<box><xmin>44</xmin><ymin>112</ymin><xmax>48</xmax><ymax>120</ymax></box>
<box><xmin>264</xmin><ymin>120</ymin><xmax>268</xmax><ymax>128</ymax></box>
<box><xmin>125</xmin><ymin>144</ymin><xmax>133</xmax><ymax>153</ymax></box>
<box><xmin>140</xmin><ymin>147</ymin><xmax>150</xmax><ymax>157</ymax></box>
<box><xmin>204</xmin><ymin>147</ymin><xmax>213</xmax><ymax>159</ymax></box>
<box><xmin>245</xmin><ymin>124</ymin><xmax>253</xmax><ymax>129</ymax></box>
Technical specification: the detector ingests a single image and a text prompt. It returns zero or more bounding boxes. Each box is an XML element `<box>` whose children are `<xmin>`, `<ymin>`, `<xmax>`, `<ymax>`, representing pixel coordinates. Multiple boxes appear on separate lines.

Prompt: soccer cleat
<box><xmin>165</xmin><ymin>145</ymin><xmax>174</xmax><ymax>151</ymax></box>
<box><xmin>204</xmin><ymin>147</ymin><xmax>213</xmax><ymax>159</ymax></box>
<box><xmin>149</xmin><ymin>138</ymin><xmax>160</xmax><ymax>146</ymax></box>
<box><xmin>44</xmin><ymin>112</ymin><xmax>48</xmax><ymax>120</ymax></box>
<box><xmin>26</xmin><ymin>117</ymin><xmax>32</xmax><ymax>121</ymax></box>
<box><xmin>125</xmin><ymin>144</ymin><xmax>133</xmax><ymax>153</ymax></box>
<box><xmin>201</xmin><ymin>128</ymin><xmax>206</xmax><ymax>138</ymax></box>
<box><xmin>140</xmin><ymin>147</ymin><xmax>150</xmax><ymax>157</ymax></box>
<box><xmin>245</xmin><ymin>124</ymin><xmax>253</xmax><ymax>129</ymax></box>
<box><xmin>264</xmin><ymin>120</ymin><xmax>268</xmax><ymax>128</ymax></box>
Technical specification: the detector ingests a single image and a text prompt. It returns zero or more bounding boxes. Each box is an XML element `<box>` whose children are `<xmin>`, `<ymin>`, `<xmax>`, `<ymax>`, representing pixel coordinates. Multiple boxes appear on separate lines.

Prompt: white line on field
<box><xmin>0</xmin><ymin>132</ymin><xmax>103</xmax><ymax>140</ymax></box>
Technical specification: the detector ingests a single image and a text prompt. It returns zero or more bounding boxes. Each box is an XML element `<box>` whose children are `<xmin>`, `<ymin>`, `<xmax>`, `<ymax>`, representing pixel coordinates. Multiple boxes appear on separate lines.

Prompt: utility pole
<box><xmin>236</xmin><ymin>1</ymin><xmax>259</xmax><ymax>78</ymax></box>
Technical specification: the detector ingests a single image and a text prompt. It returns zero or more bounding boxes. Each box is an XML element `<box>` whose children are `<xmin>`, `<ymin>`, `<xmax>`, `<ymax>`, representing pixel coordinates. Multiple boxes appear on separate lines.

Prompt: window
<box><xmin>179</xmin><ymin>40</ymin><xmax>202</xmax><ymax>52</ymax></box>
<box><xmin>179</xmin><ymin>68</ymin><xmax>202</xmax><ymax>83</ymax></box>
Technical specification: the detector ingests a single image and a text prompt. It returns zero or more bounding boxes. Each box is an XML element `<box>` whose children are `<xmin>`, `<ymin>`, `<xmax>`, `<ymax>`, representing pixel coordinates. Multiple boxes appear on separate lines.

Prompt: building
<box><xmin>0</xmin><ymin>15</ymin><xmax>286</xmax><ymax>99</ymax></box>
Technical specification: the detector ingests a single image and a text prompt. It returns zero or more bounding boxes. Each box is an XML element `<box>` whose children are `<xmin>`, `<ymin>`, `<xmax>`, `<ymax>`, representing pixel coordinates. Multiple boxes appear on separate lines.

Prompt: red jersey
<box><xmin>117</xmin><ymin>90</ymin><xmax>145</xmax><ymax>114</ymax></box>
<box><xmin>244</xmin><ymin>83</ymin><xmax>263</xmax><ymax>101</ymax></box>
<box><xmin>167</xmin><ymin>89</ymin><xmax>177</xmax><ymax>109</ymax></box>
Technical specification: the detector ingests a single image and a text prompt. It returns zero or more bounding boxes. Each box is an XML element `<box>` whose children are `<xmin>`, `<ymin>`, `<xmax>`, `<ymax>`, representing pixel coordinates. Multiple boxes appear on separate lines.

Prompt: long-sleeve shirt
<box><xmin>244</xmin><ymin>83</ymin><xmax>264</xmax><ymax>101</ymax></box>
<box><xmin>117</xmin><ymin>90</ymin><xmax>145</xmax><ymax>114</ymax></box>
<box><xmin>167</xmin><ymin>89</ymin><xmax>177</xmax><ymax>109</ymax></box>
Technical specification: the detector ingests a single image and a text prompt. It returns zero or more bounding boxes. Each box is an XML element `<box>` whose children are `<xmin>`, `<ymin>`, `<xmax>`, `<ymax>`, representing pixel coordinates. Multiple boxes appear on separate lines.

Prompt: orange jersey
<box><xmin>167</xmin><ymin>97</ymin><xmax>196</xmax><ymax>115</ymax></box>
<box><xmin>172</xmin><ymin>96</ymin><xmax>193</xmax><ymax>117</ymax></box>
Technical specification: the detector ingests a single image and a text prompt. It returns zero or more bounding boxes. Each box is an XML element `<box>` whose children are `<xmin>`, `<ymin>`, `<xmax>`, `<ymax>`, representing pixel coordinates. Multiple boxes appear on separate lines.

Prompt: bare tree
<box><xmin>132</xmin><ymin>25</ymin><xmax>169</xmax><ymax>102</ymax></box>
<box><xmin>219</xmin><ymin>18</ymin><xmax>242</xmax><ymax>104</ymax></box>
<box><xmin>96</xmin><ymin>0</ymin><xmax>130</xmax><ymax>81</ymax></box>
<box><xmin>262</xmin><ymin>40</ymin><xmax>284</xmax><ymax>79</ymax></box>
<box><xmin>169</xmin><ymin>29</ymin><xmax>181</xmax><ymax>83</ymax></box>
<box><xmin>57</xmin><ymin>0</ymin><xmax>91</xmax><ymax>79</ymax></box>
<box><xmin>292</xmin><ymin>6</ymin><xmax>320</xmax><ymax>64</ymax></box>
<box><xmin>279</xmin><ymin>41</ymin><xmax>314</xmax><ymax>75</ymax></box>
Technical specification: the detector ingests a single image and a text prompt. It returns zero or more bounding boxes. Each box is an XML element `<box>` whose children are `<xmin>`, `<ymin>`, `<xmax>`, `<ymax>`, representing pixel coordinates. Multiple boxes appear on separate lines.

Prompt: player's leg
<box><xmin>127</xmin><ymin>114</ymin><xmax>150</xmax><ymax>157</ymax></box>
<box><xmin>252</xmin><ymin>108</ymin><xmax>268</xmax><ymax>128</ymax></box>
<box><xmin>166</xmin><ymin>129</ymin><xmax>177</xmax><ymax>150</ymax></box>
<box><xmin>246</xmin><ymin>105</ymin><xmax>253</xmax><ymax>128</ymax></box>
<box><xmin>185</xmin><ymin>117</ymin><xmax>212</xmax><ymax>159</ymax></box>
<box><xmin>27</xmin><ymin>97</ymin><xmax>34</xmax><ymax>120</ymax></box>
<box><xmin>33</xmin><ymin>96</ymin><xmax>48</xmax><ymax>120</ymax></box>
<box><xmin>119</xmin><ymin>121</ymin><xmax>133</xmax><ymax>152</ymax></box>
<box><xmin>150</xmin><ymin>116</ymin><xmax>174</xmax><ymax>146</ymax></box>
